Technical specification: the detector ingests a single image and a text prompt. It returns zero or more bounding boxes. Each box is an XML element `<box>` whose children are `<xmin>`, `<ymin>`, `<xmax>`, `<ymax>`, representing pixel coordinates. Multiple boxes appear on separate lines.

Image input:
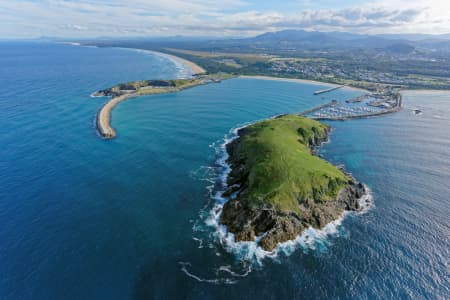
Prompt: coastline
<box><xmin>134</xmin><ymin>49</ymin><xmax>206</xmax><ymax>76</ymax></box>
<box><xmin>71</xmin><ymin>42</ymin><xmax>207</xmax><ymax>76</ymax></box>
<box><xmin>239</xmin><ymin>75</ymin><xmax>339</xmax><ymax>87</ymax></box>
<box><xmin>243</xmin><ymin>75</ymin><xmax>450</xmax><ymax>95</ymax></box>
<box><xmin>239</xmin><ymin>75</ymin><xmax>368</xmax><ymax>93</ymax></box>
<box><xmin>154</xmin><ymin>51</ymin><xmax>206</xmax><ymax>75</ymax></box>
<box><xmin>72</xmin><ymin>42</ymin><xmax>448</xmax><ymax>95</ymax></box>
<box><xmin>97</xmin><ymin>94</ymin><xmax>134</xmax><ymax>138</ymax></box>
<box><xmin>95</xmin><ymin>74</ymin><xmax>233</xmax><ymax>139</ymax></box>
<box><xmin>96</xmin><ymin>87</ymin><xmax>182</xmax><ymax>139</ymax></box>
<box><xmin>92</xmin><ymin>49</ymin><xmax>209</xmax><ymax>139</ymax></box>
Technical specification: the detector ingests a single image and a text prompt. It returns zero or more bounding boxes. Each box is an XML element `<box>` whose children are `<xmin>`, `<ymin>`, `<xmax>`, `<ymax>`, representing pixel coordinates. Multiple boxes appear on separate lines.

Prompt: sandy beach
<box><xmin>157</xmin><ymin>52</ymin><xmax>206</xmax><ymax>75</ymax></box>
<box><xmin>239</xmin><ymin>75</ymin><xmax>338</xmax><ymax>87</ymax></box>
<box><xmin>240</xmin><ymin>75</ymin><xmax>368</xmax><ymax>93</ymax></box>
<box><xmin>142</xmin><ymin>50</ymin><xmax>206</xmax><ymax>75</ymax></box>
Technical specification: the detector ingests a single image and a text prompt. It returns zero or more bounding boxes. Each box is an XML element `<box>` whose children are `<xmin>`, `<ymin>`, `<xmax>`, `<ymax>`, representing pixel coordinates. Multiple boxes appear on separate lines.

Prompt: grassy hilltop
<box><xmin>227</xmin><ymin>115</ymin><xmax>349</xmax><ymax>213</ymax></box>
<box><xmin>221</xmin><ymin>115</ymin><xmax>365</xmax><ymax>250</ymax></box>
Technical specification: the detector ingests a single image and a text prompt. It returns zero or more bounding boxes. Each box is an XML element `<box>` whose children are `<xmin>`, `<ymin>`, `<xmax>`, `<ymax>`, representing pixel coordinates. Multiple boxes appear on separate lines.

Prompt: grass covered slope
<box><xmin>233</xmin><ymin>115</ymin><xmax>349</xmax><ymax>212</ymax></box>
<box><xmin>220</xmin><ymin>115</ymin><xmax>365</xmax><ymax>251</ymax></box>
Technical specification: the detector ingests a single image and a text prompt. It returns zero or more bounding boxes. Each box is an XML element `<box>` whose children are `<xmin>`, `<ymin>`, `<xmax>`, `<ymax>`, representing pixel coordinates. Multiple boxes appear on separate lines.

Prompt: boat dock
<box><xmin>314</xmin><ymin>85</ymin><xmax>344</xmax><ymax>95</ymax></box>
<box><xmin>346</xmin><ymin>94</ymin><xmax>368</xmax><ymax>103</ymax></box>
<box><xmin>299</xmin><ymin>100</ymin><xmax>338</xmax><ymax>116</ymax></box>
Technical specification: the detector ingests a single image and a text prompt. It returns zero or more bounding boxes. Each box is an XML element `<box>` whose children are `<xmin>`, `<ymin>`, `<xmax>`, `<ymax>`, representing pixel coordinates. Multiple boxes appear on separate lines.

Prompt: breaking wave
<box><xmin>195</xmin><ymin>121</ymin><xmax>374</xmax><ymax>265</ymax></box>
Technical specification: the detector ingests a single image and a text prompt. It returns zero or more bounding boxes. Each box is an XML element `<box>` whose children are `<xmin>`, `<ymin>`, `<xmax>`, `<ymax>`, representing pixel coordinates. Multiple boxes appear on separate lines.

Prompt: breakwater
<box><xmin>97</xmin><ymin>94</ymin><xmax>134</xmax><ymax>138</ymax></box>
<box><xmin>298</xmin><ymin>100</ymin><xmax>338</xmax><ymax>116</ymax></box>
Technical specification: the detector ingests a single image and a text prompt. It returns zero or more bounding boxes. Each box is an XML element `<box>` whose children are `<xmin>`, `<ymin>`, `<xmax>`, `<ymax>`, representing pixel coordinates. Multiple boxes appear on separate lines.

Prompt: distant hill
<box><xmin>246</xmin><ymin>30</ymin><xmax>426</xmax><ymax>50</ymax></box>
<box><xmin>384</xmin><ymin>43</ymin><xmax>415</xmax><ymax>54</ymax></box>
<box><xmin>77</xmin><ymin>29</ymin><xmax>450</xmax><ymax>56</ymax></box>
<box><xmin>208</xmin><ymin>29</ymin><xmax>449</xmax><ymax>54</ymax></box>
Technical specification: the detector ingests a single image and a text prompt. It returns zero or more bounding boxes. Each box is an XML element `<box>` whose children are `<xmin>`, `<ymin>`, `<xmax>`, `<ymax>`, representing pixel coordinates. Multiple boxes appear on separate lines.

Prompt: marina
<box><xmin>301</xmin><ymin>90</ymin><xmax>402</xmax><ymax>120</ymax></box>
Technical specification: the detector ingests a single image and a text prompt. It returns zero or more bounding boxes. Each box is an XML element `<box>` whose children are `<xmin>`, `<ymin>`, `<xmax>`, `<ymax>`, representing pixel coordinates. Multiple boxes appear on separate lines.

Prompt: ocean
<box><xmin>0</xmin><ymin>42</ymin><xmax>448</xmax><ymax>299</ymax></box>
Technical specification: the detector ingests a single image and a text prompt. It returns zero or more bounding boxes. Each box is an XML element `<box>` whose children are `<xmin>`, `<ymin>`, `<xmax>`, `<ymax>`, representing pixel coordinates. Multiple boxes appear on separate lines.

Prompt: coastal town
<box><xmin>268</xmin><ymin>58</ymin><xmax>445</xmax><ymax>87</ymax></box>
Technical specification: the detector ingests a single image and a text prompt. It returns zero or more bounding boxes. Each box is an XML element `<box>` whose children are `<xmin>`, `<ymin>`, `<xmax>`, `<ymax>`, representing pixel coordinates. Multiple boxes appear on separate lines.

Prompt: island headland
<box><xmin>219</xmin><ymin>114</ymin><xmax>366</xmax><ymax>251</ymax></box>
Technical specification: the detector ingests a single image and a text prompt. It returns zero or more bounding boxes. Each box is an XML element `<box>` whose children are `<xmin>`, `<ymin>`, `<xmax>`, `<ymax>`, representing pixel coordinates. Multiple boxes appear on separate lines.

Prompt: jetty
<box><xmin>298</xmin><ymin>100</ymin><xmax>338</xmax><ymax>116</ymax></box>
<box><xmin>97</xmin><ymin>94</ymin><xmax>134</xmax><ymax>138</ymax></box>
<box><xmin>314</xmin><ymin>85</ymin><xmax>344</xmax><ymax>95</ymax></box>
<box><xmin>346</xmin><ymin>94</ymin><xmax>368</xmax><ymax>103</ymax></box>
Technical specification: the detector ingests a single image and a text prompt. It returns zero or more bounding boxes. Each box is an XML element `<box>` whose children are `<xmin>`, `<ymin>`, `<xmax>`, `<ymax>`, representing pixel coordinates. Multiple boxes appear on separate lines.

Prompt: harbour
<box><xmin>301</xmin><ymin>89</ymin><xmax>402</xmax><ymax>120</ymax></box>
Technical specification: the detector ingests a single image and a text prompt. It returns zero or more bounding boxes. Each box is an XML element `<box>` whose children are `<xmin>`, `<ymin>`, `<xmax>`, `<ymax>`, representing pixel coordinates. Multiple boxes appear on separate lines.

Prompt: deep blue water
<box><xmin>0</xmin><ymin>42</ymin><xmax>449</xmax><ymax>299</ymax></box>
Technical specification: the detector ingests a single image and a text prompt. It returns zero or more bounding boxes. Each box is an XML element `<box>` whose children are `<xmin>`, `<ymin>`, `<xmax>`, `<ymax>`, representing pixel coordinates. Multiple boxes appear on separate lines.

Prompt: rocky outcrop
<box><xmin>219</xmin><ymin>125</ymin><xmax>366</xmax><ymax>251</ymax></box>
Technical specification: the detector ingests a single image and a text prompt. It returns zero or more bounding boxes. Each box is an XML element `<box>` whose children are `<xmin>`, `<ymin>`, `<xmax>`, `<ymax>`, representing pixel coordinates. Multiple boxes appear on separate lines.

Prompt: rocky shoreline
<box><xmin>219</xmin><ymin>121</ymin><xmax>367</xmax><ymax>251</ymax></box>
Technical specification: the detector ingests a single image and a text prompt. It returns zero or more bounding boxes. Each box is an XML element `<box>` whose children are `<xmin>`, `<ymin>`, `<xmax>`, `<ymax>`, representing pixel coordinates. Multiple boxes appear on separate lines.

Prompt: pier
<box><xmin>346</xmin><ymin>94</ymin><xmax>368</xmax><ymax>103</ymax></box>
<box><xmin>314</xmin><ymin>85</ymin><xmax>344</xmax><ymax>95</ymax></box>
<box><xmin>299</xmin><ymin>100</ymin><xmax>338</xmax><ymax>116</ymax></box>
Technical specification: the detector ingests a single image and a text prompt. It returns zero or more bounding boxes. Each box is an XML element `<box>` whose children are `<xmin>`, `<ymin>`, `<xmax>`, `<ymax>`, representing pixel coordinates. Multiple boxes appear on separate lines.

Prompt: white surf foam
<box><xmin>216</xmin><ymin>265</ymin><xmax>252</xmax><ymax>277</ymax></box>
<box><xmin>124</xmin><ymin>48</ymin><xmax>193</xmax><ymax>79</ymax></box>
<box><xmin>179</xmin><ymin>262</ymin><xmax>237</xmax><ymax>285</ymax></box>
<box><xmin>201</xmin><ymin>122</ymin><xmax>374</xmax><ymax>264</ymax></box>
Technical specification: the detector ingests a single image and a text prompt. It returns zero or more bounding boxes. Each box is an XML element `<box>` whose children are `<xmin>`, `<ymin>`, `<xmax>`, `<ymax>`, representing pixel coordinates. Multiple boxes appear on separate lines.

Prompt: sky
<box><xmin>0</xmin><ymin>0</ymin><xmax>449</xmax><ymax>38</ymax></box>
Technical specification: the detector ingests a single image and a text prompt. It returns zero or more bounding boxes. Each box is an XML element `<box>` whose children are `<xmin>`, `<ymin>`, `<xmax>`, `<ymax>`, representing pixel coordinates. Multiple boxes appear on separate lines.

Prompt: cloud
<box><xmin>0</xmin><ymin>0</ymin><xmax>448</xmax><ymax>38</ymax></box>
<box><xmin>59</xmin><ymin>24</ymin><xmax>88</xmax><ymax>31</ymax></box>
<box><xmin>276</xmin><ymin>8</ymin><xmax>424</xmax><ymax>29</ymax></box>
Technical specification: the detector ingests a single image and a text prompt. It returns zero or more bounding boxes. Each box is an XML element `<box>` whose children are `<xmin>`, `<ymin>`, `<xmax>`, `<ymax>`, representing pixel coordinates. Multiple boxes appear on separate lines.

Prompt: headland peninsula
<box><xmin>93</xmin><ymin>73</ymin><xmax>234</xmax><ymax>138</ymax></box>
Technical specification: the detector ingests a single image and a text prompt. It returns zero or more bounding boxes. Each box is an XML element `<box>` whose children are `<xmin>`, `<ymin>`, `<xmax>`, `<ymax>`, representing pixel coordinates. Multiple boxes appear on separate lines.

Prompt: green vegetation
<box><xmin>230</xmin><ymin>115</ymin><xmax>350</xmax><ymax>213</ymax></box>
<box><xmin>84</xmin><ymin>30</ymin><xmax>450</xmax><ymax>90</ymax></box>
<box><xmin>93</xmin><ymin>73</ymin><xmax>235</xmax><ymax>97</ymax></box>
<box><xmin>221</xmin><ymin>114</ymin><xmax>365</xmax><ymax>249</ymax></box>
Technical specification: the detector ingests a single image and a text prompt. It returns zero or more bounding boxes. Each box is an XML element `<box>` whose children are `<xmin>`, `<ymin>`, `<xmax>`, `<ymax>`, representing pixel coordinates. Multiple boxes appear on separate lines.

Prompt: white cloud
<box><xmin>0</xmin><ymin>0</ymin><xmax>448</xmax><ymax>38</ymax></box>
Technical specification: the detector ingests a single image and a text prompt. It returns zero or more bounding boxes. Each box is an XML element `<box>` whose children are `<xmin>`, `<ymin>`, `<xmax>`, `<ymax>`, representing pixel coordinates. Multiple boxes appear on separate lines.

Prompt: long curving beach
<box><xmin>154</xmin><ymin>51</ymin><xmax>206</xmax><ymax>75</ymax></box>
<box><xmin>239</xmin><ymin>75</ymin><xmax>339</xmax><ymax>87</ymax></box>
<box><xmin>239</xmin><ymin>75</ymin><xmax>368</xmax><ymax>93</ymax></box>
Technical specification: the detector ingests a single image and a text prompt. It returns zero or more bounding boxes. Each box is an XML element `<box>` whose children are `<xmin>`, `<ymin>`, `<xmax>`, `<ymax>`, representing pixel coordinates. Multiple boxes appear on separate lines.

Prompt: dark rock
<box><xmin>219</xmin><ymin>123</ymin><xmax>367</xmax><ymax>252</ymax></box>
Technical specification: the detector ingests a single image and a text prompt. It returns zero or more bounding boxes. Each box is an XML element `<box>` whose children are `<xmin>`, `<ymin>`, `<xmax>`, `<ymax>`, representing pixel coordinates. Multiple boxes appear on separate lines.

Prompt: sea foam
<box><xmin>200</xmin><ymin>121</ymin><xmax>374</xmax><ymax>265</ymax></box>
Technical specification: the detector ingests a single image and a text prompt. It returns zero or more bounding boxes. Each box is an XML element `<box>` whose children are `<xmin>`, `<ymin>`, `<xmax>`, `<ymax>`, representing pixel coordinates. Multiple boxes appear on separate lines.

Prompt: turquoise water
<box><xmin>0</xmin><ymin>42</ymin><xmax>449</xmax><ymax>299</ymax></box>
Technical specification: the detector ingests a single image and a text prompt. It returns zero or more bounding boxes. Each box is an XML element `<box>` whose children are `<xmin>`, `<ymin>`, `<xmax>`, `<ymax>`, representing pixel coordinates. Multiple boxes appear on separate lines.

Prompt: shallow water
<box><xmin>0</xmin><ymin>42</ymin><xmax>448</xmax><ymax>299</ymax></box>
